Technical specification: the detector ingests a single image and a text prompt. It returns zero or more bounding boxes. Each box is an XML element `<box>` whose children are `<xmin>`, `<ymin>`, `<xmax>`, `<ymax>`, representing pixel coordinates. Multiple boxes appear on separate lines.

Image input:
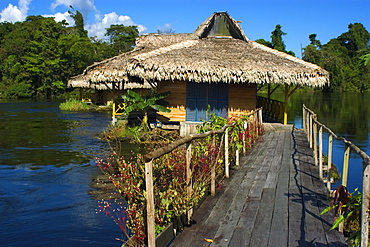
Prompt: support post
<box><xmin>313</xmin><ymin>116</ymin><xmax>318</xmax><ymax>166</ymax></box>
<box><xmin>211</xmin><ymin>137</ymin><xmax>216</xmax><ymax>196</ymax></box>
<box><xmin>319</xmin><ymin>126</ymin><xmax>323</xmax><ymax>179</ymax></box>
<box><xmin>186</xmin><ymin>142</ymin><xmax>193</xmax><ymax>224</ymax></box>
<box><xmin>283</xmin><ymin>85</ymin><xmax>290</xmax><ymax>125</ymax></box>
<box><xmin>361</xmin><ymin>163</ymin><xmax>370</xmax><ymax>247</ymax></box>
<box><xmin>309</xmin><ymin>113</ymin><xmax>313</xmax><ymax>148</ymax></box>
<box><xmin>342</xmin><ymin>145</ymin><xmax>350</xmax><ymax>187</ymax></box>
<box><xmin>236</xmin><ymin>149</ymin><xmax>240</xmax><ymax>166</ymax></box>
<box><xmin>145</xmin><ymin>160</ymin><xmax>155</xmax><ymax>247</ymax></box>
<box><xmin>303</xmin><ymin>106</ymin><xmax>306</xmax><ymax>132</ymax></box>
<box><xmin>327</xmin><ymin>135</ymin><xmax>333</xmax><ymax>190</ymax></box>
<box><xmin>225</xmin><ymin>128</ymin><xmax>229</xmax><ymax>178</ymax></box>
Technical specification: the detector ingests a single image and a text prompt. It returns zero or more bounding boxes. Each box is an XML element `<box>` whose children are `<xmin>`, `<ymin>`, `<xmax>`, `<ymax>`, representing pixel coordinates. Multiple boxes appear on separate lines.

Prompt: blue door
<box><xmin>186</xmin><ymin>82</ymin><xmax>228</xmax><ymax>121</ymax></box>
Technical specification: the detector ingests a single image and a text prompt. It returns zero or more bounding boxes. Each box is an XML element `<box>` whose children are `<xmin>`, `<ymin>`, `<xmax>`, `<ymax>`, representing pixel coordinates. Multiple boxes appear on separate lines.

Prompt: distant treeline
<box><xmin>0</xmin><ymin>10</ymin><xmax>138</xmax><ymax>98</ymax></box>
<box><xmin>256</xmin><ymin>24</ymin><xmax>370</xmax><ymax>92</ymax></box>
<box><xmin>0</xmin><ymin>12</ymin><xmax>369</xmax><ymax>98</ymax></box>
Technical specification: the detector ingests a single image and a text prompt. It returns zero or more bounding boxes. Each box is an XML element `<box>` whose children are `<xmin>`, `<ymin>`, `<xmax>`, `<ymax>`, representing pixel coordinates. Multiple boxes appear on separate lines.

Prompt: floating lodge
<box><xmin>68</xmin><ymin>12</ymin><xmax>329</xmax><ymax>130</ymax></box>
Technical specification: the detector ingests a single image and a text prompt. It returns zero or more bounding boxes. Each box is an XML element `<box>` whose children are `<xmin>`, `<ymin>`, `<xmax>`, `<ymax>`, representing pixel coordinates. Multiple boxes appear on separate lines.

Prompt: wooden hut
<box><xmin>68</xmin><ymin>12</ymin><xmax>328</xmax><ymax>125</ymax></box>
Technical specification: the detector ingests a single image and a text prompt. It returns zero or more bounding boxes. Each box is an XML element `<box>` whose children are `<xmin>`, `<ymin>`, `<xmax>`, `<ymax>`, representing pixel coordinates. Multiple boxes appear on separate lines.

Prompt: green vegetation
<box><xmin>59</xmin><ymin>99</ymin><xmax>93</xmax><ymax>111</ymax></box>
<box><xmin>0</xmin><ymin>9</ymin><xmax>369</xmax><ymax>98</ymax></box>
<box><xmin>321</xmin><ymin>186</ymin><xmax>364</xmax><ymax>246</ymax></box>
<box><xmin>255</xmin><ymin>24</ymin><xmax>295</xmax><ymax>56</ymax></box>
<box><xmin>256</xmin><ymin>23</ymin><xmax>370</xmax><ymax>92</ymax></box>
<box><xmin>122</xmin><ymin>90</ymin><xmax>171</xmax><ymax>131</ymax></box>
<box><xmin>96</xmin><ymin>114</ymin><xmax>263</xmax><ymax>245</ymax></box>
<box><xmin>303</xmin><ymin>23</ymin><xmax>370</xmax><ymax>92</ymax></box>
<box><xmin>0</xmin><ymin>9</ymin><xmax>138</xmax><ymax>99</ymax></box>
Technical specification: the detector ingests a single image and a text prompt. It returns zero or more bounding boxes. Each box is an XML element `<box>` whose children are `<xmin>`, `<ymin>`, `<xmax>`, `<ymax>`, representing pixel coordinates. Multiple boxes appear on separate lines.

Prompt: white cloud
<box><xmin>0</xmin><ymin>0</ymin><xmax>147</xmax><ymax>41</ymax></box>
<box><xmin>51</xmin><ymin>0</ymin><xmax>100</xmax><ymax>22</ymax></box>
<box><xmin>0</xmin><ymin>0</ymin><xmax>31</xmax><ymax>22</ymax></box>
<box><xmin>86</xmin><ymin>12</ymin><xmax>147</xmax><ymax>40</ymax></box>
<box><xmin>43</xmin><ymin>11</ymin><xmax>75</xmax><ymax>26</ymax></box>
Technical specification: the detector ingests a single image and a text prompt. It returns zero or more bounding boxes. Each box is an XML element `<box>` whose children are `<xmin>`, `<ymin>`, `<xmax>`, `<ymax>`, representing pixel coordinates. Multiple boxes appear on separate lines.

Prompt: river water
<box><xmin>0</xmin><ymin>93</ymin><xmax>369</xmax><ymax>246</ymax></box>
<box><xmin>286</xmin><ymin>91</ymin><xmax>370</xmax><ymax>192</ymax></box>
<box><xmin>0</xmin><ymin>100</ymin><xmax>121</xmax><ymax>247</ymax></box>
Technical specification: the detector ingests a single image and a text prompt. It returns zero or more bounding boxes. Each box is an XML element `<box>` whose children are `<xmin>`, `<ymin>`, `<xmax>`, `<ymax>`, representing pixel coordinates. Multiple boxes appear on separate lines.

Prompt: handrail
<box><xmin>257</xmin><ymin>96</ymin><xmax>284</xmax><ymax>123</ymax></box>
<box><xmin>144</xmin><ymin>108</ymin><xmax>263</xmax><ymax>246</ymax></box>
<box><xmin>302</xmin><ymin>104</ymin><xmax>370</xmax><ymax>246</ymax></box>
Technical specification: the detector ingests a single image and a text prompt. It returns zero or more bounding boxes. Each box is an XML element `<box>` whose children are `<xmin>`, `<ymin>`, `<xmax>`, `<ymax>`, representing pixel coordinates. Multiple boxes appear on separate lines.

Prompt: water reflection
<box><xmin>0</xmin><ymin>100</ymin><xmax>122</xmax><ymax>247</ymax></box>
<box><xmin>286</xmin><ymin>91</ymin><xmax>370</xmax><ymax>192</ymax></box>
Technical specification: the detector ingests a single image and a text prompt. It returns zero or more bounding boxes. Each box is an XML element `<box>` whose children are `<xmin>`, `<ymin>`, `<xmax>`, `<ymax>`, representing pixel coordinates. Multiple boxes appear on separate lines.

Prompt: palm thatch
<box><xmin>68</xmin><ymin>12</ymin><xmax>329</xmax><ymax>89</ymax></box>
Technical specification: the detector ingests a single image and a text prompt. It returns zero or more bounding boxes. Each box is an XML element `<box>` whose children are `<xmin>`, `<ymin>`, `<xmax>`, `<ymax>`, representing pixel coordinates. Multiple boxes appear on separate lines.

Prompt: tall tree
<box><xmin>105</xmin><ymin>25</ymin><xmax>139</xmax><ymax>54</ymax></box>
<box><xmin>271</xmin><ymin>24</ymin><xmax>286</xmax><ymax>52</ymax></box>
<box><xmin>68</xmin><ymin>8</ymin><xmax>88</xmax><ymax>38</ymax></box>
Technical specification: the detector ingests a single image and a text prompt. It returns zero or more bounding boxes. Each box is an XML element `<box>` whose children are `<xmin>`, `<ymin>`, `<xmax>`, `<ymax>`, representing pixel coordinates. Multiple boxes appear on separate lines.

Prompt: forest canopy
<box><xmin>0</xmin><ymin>11</ymin><xmax>138</xmax><ymax>98</ymax></box>
<box><xmin>0</xmin><ymin>12</ymin><xmax>369</xmax><ymax>98</ymax></box>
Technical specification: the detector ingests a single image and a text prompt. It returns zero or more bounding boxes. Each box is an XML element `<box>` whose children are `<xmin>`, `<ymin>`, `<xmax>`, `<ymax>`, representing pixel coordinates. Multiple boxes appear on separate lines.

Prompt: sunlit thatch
<box><xmin>68</xmin><ymin>12</ymin><xmax>328</xmax><ymax>89</ymax></box>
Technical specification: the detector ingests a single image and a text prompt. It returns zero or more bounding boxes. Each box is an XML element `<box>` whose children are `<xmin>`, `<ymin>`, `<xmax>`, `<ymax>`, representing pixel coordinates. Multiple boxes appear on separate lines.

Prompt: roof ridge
<box><xmin>132</xmin><ymin>39</ymin><xmax>200</xmax><ymax>61</ymax></box>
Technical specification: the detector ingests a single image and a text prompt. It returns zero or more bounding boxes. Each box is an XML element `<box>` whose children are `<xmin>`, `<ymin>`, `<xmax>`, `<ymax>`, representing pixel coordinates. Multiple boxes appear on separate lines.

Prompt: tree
<box><xmin>309</xmin><ymin>34</ymin><xmax>321</xmax><ymax>49</ymax></box>
<box><xmin>256</xmin><ymin>24</ymin><xmax>295</xmax><ymax>56</ymax></box>
<box><xmin>271</xmin><ymin>24</ymin><xmax>286</xmax><ymax>52</ymax></box>
<box><xmin>302</xmin><ymin>23</ymin><xmax>370</xmax><ymax>92</ymax></box>
<box><xmin>68</xmin><ymin>8</ymin><xmax>88</xmax><ymax>38</ymax></box>
<box><xmin>105</xmin><ymin>25</ymin><xmax>139</xmax><ymax>54</ymax></box>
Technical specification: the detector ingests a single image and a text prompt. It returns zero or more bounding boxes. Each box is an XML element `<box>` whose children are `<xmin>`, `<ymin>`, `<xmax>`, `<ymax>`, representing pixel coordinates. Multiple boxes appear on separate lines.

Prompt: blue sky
<box><xmin>0</xmin><ymin>0</ymin><xmax>369</xmax><ymax>57</ymax></box>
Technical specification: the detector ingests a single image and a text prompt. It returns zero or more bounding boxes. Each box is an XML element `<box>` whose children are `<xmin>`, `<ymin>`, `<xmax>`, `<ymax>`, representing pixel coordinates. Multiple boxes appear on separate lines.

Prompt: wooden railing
<box><xmin>256</xmin><ymin>96</ymin><xmax>284</xmax><ymax>123</ymax></box>
<box><xmin>303</xmin><ymin>104</ymin><xmax>370</xmax><ymax>246</ymax></box>
<box><xmin>143</xmin><ymin>108</ymin><xmax>263</xmax><ymax>246</ymax></box>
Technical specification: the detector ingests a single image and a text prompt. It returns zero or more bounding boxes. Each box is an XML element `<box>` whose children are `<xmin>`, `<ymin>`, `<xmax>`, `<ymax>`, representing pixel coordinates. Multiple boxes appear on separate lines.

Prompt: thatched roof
<box><xmin>68</xmin><ymin>12</ymin><xmax>329</xmax><ymax>89</ymax></box>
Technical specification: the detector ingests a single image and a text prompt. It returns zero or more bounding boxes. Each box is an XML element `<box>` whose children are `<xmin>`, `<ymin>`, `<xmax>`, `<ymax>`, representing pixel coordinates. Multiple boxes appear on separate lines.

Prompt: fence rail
<box><xmin>144</xmin><ymin>108</ymin><xmax>263</xmax><ymax>246</ymax></box>
<box><xmin>256</xmin><ymin>96</ymin><xmax>284</xmax><ymax>123</ymax></box>
<box><xmin>302</xmin><ymin>104</ymin><xmax>370</xmax><ymax>246</ymax></box>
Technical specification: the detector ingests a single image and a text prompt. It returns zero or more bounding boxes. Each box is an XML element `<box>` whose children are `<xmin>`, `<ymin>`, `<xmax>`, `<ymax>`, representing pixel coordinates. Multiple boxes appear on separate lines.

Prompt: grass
<box><xmin>59</xmin><ymin>99</ymin><xmax>93</xmax><ymax>111</ymax></box>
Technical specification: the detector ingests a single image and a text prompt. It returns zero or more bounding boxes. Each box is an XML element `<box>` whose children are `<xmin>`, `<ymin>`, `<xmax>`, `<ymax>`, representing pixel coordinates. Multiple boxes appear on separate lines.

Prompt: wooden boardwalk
<box><xmin>171</xmin><ymin>123</ymin><xmax>347</xmax><ymax>247</ymax></box>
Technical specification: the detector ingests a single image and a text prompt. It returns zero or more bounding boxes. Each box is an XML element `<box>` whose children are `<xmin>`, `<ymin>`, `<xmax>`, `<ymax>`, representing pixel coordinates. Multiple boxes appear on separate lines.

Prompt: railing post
<box><xmin>235</xmin><ymin>149</ymin><xmax>240</xmax><ymax>166</ymax></box>
<box><xmin>361</xmin><ymin>162</ymin><xmax>370</xmax><ymax>247</ymax></box>
<box><xmin>309</xmin><ymin>112</ymin><xmax>313</xmax><ymax>148</ymax></box>
<box><xmin>303</xmin><ymin>106</ymin><xmax>306</xmax><ymax>132</ymax></box>
<box><xmin>225</xmin><ymin>128</ymin><xmax>229</xmax><ymax>178</ymax></box>
<box><xmin>145</xmin><ymin>160</ymin><xmax>155</xmax><ymax>247</ymax></box>
<box><xmin>319</xmin><ymin>126</ymin><xmax>323</xmax><ymax>179</ymax></box>
<box><xmin>313</xmin><ymin>115</ymin><xmax>318</xmax><ymax>166</ymax></box>
<box><xmin>327</xmin><ymin>135</ymin><xmax>333</xmax><ymax>190</ymax></box>
<box><xmin>211</xmin><ymin>137</ymin><xmax>216</xmax><ymax>196</ymax></box>
<box><xmin>342</xmin><ymin>145</ymin><xmax>350</xmax><ymax>187</ymax></box>
<box><xmin>186</xmin><ymin>142</ymin><xmax>193</xmax><ymax>224</ymax></box>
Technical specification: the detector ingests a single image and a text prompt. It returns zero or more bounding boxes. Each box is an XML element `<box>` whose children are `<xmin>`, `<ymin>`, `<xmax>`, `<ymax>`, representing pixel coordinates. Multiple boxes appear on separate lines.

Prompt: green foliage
<box><xmin>59</xmin><ymin>99</ymin><xmax>93</xmax><ymax>111</ymax></box>
<box><xmin>105</xmin><ymin>25</ymin><xmax>139</xmax><ymax>54</ymax></box>
<box><xmin>321</xmin><ymin>187</ymin><xmax>363</xmax><ymax>246</ymax></box>
<box><xmin>122</xmin><ymin>90</ymin><xmax>171</xmax><ymax>131</ymax></box>
<box><xmin>255</xmin><ymin>24</ymin><xmax>295</xmax><ymax>56</ymax></box>
<box><xmin>97</xmin><ymin>114</ymin><xmax>264</xmax><ymax>245</ymax></box>
<box><xmin>303</xmin><ymin>23</ymin><xmax>370</xmax><ymax>92</ymax></box>
<box><xmin>0</xmin><ymin>11</ymin><xmax>138</xmax><ymax>99</ymax></box>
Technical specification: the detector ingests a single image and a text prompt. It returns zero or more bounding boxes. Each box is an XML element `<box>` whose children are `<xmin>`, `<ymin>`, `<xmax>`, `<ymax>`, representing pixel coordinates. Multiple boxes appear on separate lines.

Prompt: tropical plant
<box><xmin>321</xmin><ymin>186</ymin><xmax>364</xmax><ymax>246</ymax></box>
<box><xmin>122</xmin><ymin>90</ymin><xmax>171</xmax><ymax>130</ymax></box>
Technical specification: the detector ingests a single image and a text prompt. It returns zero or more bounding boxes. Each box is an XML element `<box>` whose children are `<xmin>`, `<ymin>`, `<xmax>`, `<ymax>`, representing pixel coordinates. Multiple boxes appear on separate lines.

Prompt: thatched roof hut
<box><xmin>71</xmin><ymin>12</ymin><xmax>328</xmax><ymax>89</ymax></box>
<box><xmin>69</xmin><ymin>12</ymin><xmax>328</xmax><ymax>124</ymax></box>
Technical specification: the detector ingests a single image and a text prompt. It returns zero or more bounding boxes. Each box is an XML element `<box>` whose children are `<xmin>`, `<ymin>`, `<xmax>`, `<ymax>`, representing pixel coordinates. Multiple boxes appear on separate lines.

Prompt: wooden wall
<box><xmin>228</xmin><ymin>83</ymin><xmax>256</xmax><ymax>119</ymax></box>
<box><xmin>157</xmin><ymin>80</ymin><xmax>257</xmax><ymax>122</ymax></box>
<box><xmin>157</xmin><ymin>80</ymin><xmax>187</xmax><ymax>122</ymax></box>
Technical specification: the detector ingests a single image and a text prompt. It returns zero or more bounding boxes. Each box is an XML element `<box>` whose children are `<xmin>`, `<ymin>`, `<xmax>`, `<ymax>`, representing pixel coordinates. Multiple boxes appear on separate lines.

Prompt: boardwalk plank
<box><xmin>170</xmin><ymin>124</ymin><xmax>347</xmax><ymax>247</ymax></box>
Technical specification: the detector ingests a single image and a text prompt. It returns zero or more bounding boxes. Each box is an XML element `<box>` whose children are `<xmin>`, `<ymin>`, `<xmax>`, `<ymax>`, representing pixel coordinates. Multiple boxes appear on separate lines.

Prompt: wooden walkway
<box><xmin>171</xmin><ymin>123</ymin><xmax>347</xmax><ymax>247</ymax></box>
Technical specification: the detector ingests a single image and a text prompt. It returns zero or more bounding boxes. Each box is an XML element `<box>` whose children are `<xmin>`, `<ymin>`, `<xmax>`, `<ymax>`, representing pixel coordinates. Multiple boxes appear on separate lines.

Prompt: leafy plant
<box><xmin>96</xmin><ymin>114</ymin><xmax>264</xmax><ymax>246</ymax></box>
<box><xmin>122</xmin><ymin>90</ymin><xmax>171</xmax><ymax>131</ymax></box>
<box><xmin>321</xmin><ymin>186</ymin><xmax>364</xmax><ymax>246</ymax></box>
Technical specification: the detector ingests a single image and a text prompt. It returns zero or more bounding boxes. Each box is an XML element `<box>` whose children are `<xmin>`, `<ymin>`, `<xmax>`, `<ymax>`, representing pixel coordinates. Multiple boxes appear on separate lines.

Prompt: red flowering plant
<box><xmin>96</xmin><ymin>112</ymin><xmax>264</xmax><ymax>246</ymax></box>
